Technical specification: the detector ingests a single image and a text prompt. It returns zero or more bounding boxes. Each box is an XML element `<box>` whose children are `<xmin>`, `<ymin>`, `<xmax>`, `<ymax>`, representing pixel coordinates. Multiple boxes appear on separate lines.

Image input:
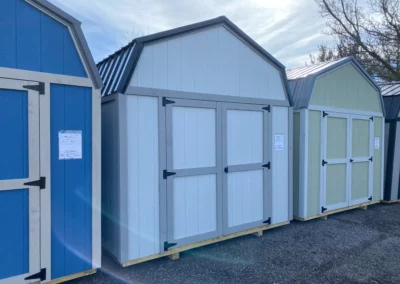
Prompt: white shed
<box><xmin>99</xmin><ymin>16</ymin><xmax>293</xmax><ymax>266</ymax></box>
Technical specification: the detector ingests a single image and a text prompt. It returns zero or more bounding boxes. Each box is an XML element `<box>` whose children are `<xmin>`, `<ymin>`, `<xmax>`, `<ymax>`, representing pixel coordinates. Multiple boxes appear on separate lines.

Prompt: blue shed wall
<box><xmin>51</xmin><ymin>84</ymin><xmax>92</xmax><ymax>279</ymax></box>
<box><xmin>0</xmin><ymin>0</ymin><xmax>87</xmax><ymax>77</ymax></box>
<box><xmin>0</xmin><ymin>89</ymin><xmax>29</xmax><ymax>280</ymax></box>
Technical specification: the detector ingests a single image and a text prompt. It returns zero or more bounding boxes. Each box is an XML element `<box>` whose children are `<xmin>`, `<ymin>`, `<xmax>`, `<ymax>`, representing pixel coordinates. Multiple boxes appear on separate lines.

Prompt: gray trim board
<box><xmin>287</xmin><ymin>57</ymin><xmax>386</xmax><ymax>117</ymax></box>
<box><xmin>126</xmin><ymin>86</ymin><xmax>289</xmax><ymax>107</ymax></box>
<box><xmin>222</xmin><ymin>102</ymin><xmax>272</xmax><ymax>235</ymax></box>
<box><xmin>165</xmin><ymin>98</ymin><xmax>222</xmax><ymax>247</ymax></box>
<box><xmin>29</xmin><ymin>0</ymin><xmax>103</xmax><ymax>89</ymax></box>
<box><xmin>98</xmin><ymin>16</ymin><xmax>292</xmax><ymax>106</ymax></box>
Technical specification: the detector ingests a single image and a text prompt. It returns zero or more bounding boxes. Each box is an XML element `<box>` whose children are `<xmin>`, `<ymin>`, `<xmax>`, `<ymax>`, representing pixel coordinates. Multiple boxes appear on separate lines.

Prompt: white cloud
<box><xmin>49</xmin><ymin>0</ymin><xmax>332</xmax><ymax>68</ymax></box>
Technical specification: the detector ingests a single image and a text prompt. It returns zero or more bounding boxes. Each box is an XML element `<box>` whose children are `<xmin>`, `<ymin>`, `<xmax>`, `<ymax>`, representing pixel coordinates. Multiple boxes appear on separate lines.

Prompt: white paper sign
<box><xmin>59</xmin><ymin>131</ymin><xmax>82</xmax><ymax>160</ymax></box>
<box><xmin>274</xmin><ymin>134</ymin><xmax>285</xmax><ymax>151</ymax></box>
<box><xmin>375</xmin><ymin>137</ymin><xmax>380</xmax><ymax>150</ymax></box>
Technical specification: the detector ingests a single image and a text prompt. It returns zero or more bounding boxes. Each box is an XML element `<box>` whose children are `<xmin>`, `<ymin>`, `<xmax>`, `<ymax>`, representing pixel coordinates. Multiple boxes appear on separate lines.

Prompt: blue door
<box><xmin>0</xmin><ymin>78</ymin><xmax>41</xmax><ymax>283</ymax></box>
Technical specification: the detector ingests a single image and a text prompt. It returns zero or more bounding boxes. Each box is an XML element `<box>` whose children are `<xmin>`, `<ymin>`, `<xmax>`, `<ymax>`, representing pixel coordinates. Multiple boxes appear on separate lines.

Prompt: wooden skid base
<box><xmin>122</xmin><ymin>221</ymin><xmax>290</xmax><ymax>267</ymax></box>
<box><xmin>294</xmin><ymin>201</ymin><xmax>380</xmax><ymax>222</ymax></box>
<box><xmin>381</xmin><ymin>199</ymin><xmax>400</xmax><ymax>204</ymax></box>
<box><xmin>47</xmin><ymin>269</ymin><xmax>96</xmax><ymax>284</ymax></box>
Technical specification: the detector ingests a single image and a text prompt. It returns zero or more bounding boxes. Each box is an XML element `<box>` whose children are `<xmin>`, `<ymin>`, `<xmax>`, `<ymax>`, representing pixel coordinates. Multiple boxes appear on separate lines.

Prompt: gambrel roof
<box><xmin>30</xmin><ymin>0</ymin><xmax>103</xmax><ymax>88</ymax></box>
<box><xmin>97</xmin><ymin>15</ymin><xmax>292</xmax><ymax>105</ymax></box>
<box><xmin>287</xmin><ymin>57</ymin><xmax>385</xmax><ymax>116</ymax></box>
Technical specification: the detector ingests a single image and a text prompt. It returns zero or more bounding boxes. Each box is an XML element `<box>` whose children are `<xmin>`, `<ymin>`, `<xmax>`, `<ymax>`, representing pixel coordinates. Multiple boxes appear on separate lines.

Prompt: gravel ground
<box><xmin>69</xmin><ymin>203</ymin><xmax>400</xmax><ymax>284</ymax></box>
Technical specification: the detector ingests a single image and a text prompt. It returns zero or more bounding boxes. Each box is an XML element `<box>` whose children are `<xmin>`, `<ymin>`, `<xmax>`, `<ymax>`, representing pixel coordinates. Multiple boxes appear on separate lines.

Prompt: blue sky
<box><xmin>49</xmin><ymin>0</ymin><xmax>331</xmax><ymax>69</ymax></box>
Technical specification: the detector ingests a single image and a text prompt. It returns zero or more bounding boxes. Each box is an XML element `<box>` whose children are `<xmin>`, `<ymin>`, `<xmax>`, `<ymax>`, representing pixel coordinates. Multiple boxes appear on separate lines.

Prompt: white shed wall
<box><xmin>271</xmin><ymin>106</ymin><xmax>289</xmax><ymax>224</ymax></box>
<box><xmin>125</xmin><ymin>95</ymin><xmax>160</xmax><ymax>260</ymax></box>
<box><xmin>129</xmin><ymin>25</ymin><xmax>286</xmax><ymax>101</ymax></box>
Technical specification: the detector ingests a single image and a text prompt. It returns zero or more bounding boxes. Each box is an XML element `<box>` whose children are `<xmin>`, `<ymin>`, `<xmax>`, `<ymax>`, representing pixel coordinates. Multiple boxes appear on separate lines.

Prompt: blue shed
<box><xmin>0</xmin><ymin>0</ymin><xmax>102</xmax><ymax>283</ymax></box>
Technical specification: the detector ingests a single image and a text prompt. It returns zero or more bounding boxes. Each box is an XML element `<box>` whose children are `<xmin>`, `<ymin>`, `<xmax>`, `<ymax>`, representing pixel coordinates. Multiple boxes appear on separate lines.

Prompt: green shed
<box><xmin>288</xmin><ymin>57</ymin><xmax>385</xmax><ymax>221</ymax></box>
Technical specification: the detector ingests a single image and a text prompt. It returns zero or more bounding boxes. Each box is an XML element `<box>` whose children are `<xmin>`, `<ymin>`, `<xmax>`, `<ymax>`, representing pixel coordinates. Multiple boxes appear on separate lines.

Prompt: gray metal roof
<box><xmin>286</xmin><ymin>57</ymin><xmax>385</xmax><ymax>116</ymax></box>
<box><xmin>286</xmin><ymin>57</ymin><xmax>349</xmax><ymax>80</ymax></box>
<box><xmin>380</xmin><ymin>82</ymin><xmax>400</xmax><ymax>97</ymax></box>
<box><xmin>30</xmin><ymin>0</ymin><xmax>103</xmax><ymax>89</ymax></box>
<box><xmin>97</xmin><ymin>16</ymin><xmax>292</xmax><ymax>105</ymax></box>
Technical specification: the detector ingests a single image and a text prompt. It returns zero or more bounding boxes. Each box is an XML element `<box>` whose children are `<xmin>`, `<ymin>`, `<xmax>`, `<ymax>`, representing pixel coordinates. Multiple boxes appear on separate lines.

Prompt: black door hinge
<box><xmin>24</xmin><ymin>177</ymin><xmax>46</xmax><ymax>189</ymax></box>
<box><xmin>164</xmin><ymin>241</ymin><xmax>177</xmax><ymax>251</ymax></box>
<box><xmin>322</xmin><ymin>160</ymin><xmax>328</xmax><ymax>167</ymax></box>
<box><xmin>263</xmin><ymin>217</ymin><xmax>271</xmax><ymax>225</ymax></box>
<box><xmin>263</xmin><ymin>105</ymin><xmax>271</xmax><ymax>112</ymax></box>
<box><xmin>263</xmin><ymin>162</ymin><xmax>271</xmax><ymax>170</ymax></box>
<box><xmin>370</xmin><ymin>116</ymin><xmax>374</xmax><ymax>121</ymax></box>
<box><xmin>368</xmin><ymin>196</ymin><xmax>373</xmax><ymax>201</ymax></box>
<box><xmin>25</xmin><ymin>268</ymin><xmax>46</xmax><ymax>281</ymax></box>
<box><xmin>23</xmin><ymin>82</ymin><xmax>45</xmax><ymax>95</ymax></box>
<box><xmin>369</xmin><ymin>157</ymin><xmax>373</xmax><ymax>162</ymax></box>
<box><xmin>162</xmin><ymin>97</ymin><xmax>175</xmax><ymax>106</ymax></box>
<box><xmin>224</xmin><ymin>167</ymin><xmax>229</xmax><ymax>173</ymax></box>
<box><xmin>323</xmin><ymin>111</ymin><xmax>329</xmax><ymax>118</ymax></box>
<box><xmin>322</xmin><ymin>207</ymin><xmax>327</xmax><ymax>213</ymax></box>
<box><xmin>163</xmin><ymin>170</ymin><xmax>176</xmax><ymax>180</ymax></box>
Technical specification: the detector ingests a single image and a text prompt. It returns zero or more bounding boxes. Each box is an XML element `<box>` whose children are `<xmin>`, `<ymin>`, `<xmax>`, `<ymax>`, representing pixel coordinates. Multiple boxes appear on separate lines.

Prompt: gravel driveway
<box><xmin>69</xmin><ymin>203</ymin><xmax>400</xmax><ymax>284</ymax></box>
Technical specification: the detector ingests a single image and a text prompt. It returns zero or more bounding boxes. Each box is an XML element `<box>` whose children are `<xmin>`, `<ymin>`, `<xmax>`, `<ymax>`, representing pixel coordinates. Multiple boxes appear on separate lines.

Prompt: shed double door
<box><xmin>0</xmin><ymin>78</ymin><xmax>43</xmax><ymax>283</ymax></box>
<box><xmin>164</xmin><ymin>99</ymin><xmax>271</xmax><ymax>248</ymax></box>
<box><xmin>321</xmin><ymin>112</ymin><xmax>374</xmax><ymax>213</ymax></box>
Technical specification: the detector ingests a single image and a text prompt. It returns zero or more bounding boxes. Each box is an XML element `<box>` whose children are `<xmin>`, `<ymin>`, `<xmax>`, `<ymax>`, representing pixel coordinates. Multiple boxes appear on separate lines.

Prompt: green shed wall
<box><xmin>311</xmin><ymin>63</ymin><xmax>381</xmax><ymax>113</ymax></box>
<box><xmin>307</xmin><ymin>110</ymin><xmax>321</xmax><ymax>217</ymax></box>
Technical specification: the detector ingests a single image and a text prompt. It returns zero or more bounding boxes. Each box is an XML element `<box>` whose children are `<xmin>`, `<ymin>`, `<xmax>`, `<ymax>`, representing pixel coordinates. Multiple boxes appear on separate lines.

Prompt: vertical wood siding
<box><xmin>271</xmin><ymin>106</ymin><xmax>289</xmax><ymax>223</ymax></box>
<box><xmin>125</xmin><ymin>95</ymin><xmax>160</xmax><ymax>259</ymax></box>
<box><xmin>227</xmin><ymin>110</ymin><xmax>263</xmax><ymax>166</ymax></box>
<box><xmin>311</xmin><ymin>63</ymin><xmax>381</xmax><ymax>113</ymax></box>
<box><xmin>0</xmin><ymin>0</ymin><xmax>87</xmax><ymax>77</ymax></box>
<box><xmin>227</xmin><ymin>170</ymin><xmax>263</xmax><ymax>227</ymax></box>
<box><xmin>130</xmin><ymin>26</ymin><xmax>286</xmax><ymax>101</ymax></box>
<box><xmin>173</xmin><ymin>175</ymin><xmax>217</xmax><ymax>239</ymax></box>
<box><xmin>51</xmin><ymin>85</ymin><xmax>92</xmax><ymax>279</ymax></box>
<box><xmin>172</xmin><ymin>107</ymin><xmax>216</xmax><ymax>170</ymax></box>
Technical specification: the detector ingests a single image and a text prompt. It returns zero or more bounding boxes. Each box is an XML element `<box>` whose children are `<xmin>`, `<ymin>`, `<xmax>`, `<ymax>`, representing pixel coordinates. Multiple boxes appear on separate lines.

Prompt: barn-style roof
<box><xmin>286</xmin><ymin>57</ymin><xmax>384</xmax><ymax>115</ymax></box>
<box><xmin>97</xmin><ymin>15</ymin><xmax>292</xmax><ymax>105</ymax></box>
<box><xmin>30</xmin><ymin>0</ymin><xmax>103</xmax><ymax>88</ymax></box>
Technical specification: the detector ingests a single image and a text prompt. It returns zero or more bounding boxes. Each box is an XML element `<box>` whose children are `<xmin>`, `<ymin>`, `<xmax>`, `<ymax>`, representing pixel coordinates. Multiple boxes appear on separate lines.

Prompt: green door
<box><xmin>322</xmin><ymin>113</ymin><xmax>350</xmax><ymax>212</ymax></box>
<box><xmin>350</xmin><ymin>116</ymin><xmax>373</xmax><ymax>205</ymax></box>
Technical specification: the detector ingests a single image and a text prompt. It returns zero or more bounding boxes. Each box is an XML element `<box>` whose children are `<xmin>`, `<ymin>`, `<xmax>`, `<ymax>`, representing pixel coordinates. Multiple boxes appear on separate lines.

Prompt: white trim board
<box><xmin>309</xmin><ymin>105</ymin><xmax>383</xmax><ymax>118</ymax></box>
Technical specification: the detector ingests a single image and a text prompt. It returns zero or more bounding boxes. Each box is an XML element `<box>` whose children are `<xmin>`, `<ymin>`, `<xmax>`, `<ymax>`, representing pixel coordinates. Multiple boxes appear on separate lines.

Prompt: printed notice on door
<box><xmin>274</xmin><ymin>134</ymin><xmax>285</xmax><ymax>151</ymax></box>
<box><xmin>59</xmin><ymin>131</ymin><xmax>82</xmax><ymax>160</ymax></box>
<box><xmin>375</xmin><ymin>137</ymin><xmax>380</xmax><ymax>150</ymax></box>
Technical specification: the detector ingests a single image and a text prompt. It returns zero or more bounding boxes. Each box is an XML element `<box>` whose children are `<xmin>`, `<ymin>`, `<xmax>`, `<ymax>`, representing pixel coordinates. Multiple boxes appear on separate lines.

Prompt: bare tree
<box><xmin>310</xmin><ymin>0</ymin><xmax>400</xmax><ymax>81</ymax></box>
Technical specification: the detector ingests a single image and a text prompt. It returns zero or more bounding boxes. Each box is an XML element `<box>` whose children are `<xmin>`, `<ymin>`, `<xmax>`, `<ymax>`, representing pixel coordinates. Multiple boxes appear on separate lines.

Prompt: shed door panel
<box><xmin>0</xmin><ymin>79</ymin><xmax>40</xmax><ymax>284</ymax></box>
<box><xmin>349</xmin><ymin>116</ymin><xmax>373</xmax><ymax>205</ymax></box>
<box><xmin>223</xmin><ymin>104</ymin><xmax>270</xmax><ymax>235</ymax></box>
<box><xmin>166</xmin><ymin>99</ymin><xmax>220</xmax><ymax>248</ymax></box>
<box><xmin>322</xmin><ymin>114</ymin><xmax>349</xmax><ymax>212</ymax></box>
